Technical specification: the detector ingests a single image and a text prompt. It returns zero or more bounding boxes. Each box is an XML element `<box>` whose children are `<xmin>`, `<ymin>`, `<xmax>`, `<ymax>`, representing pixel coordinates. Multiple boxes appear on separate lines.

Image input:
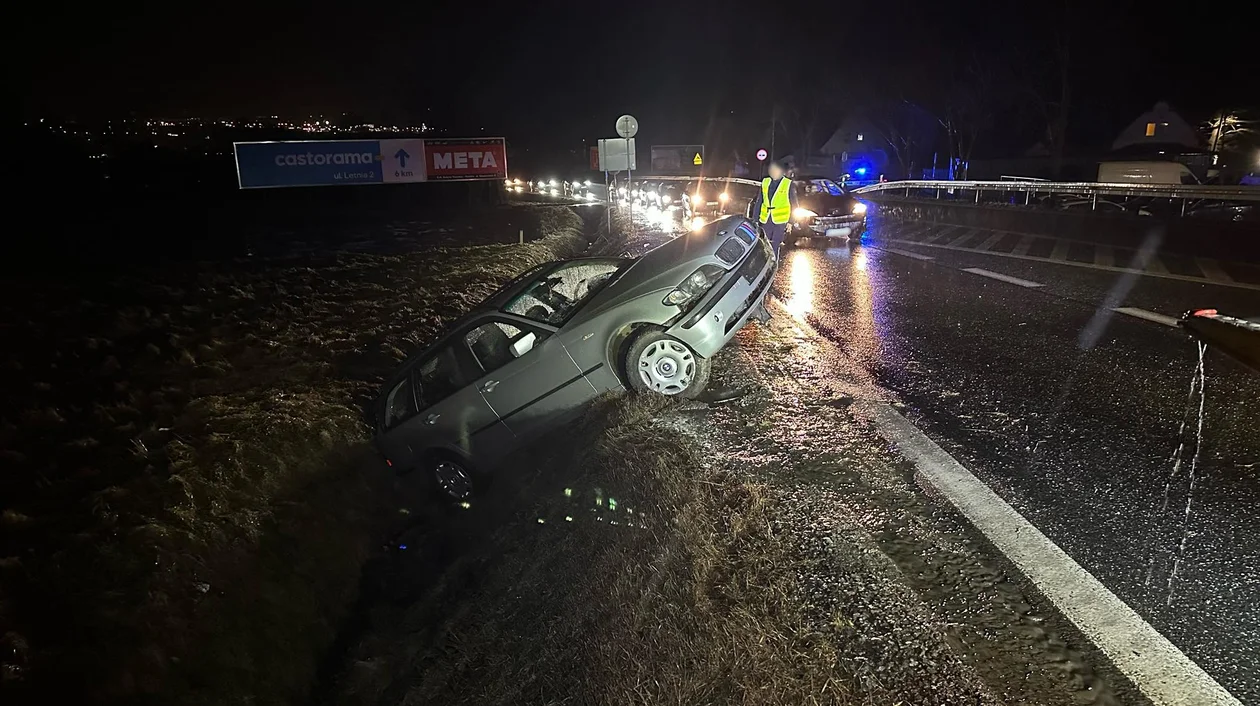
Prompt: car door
<box><xmin>376</xmin><ymin>338</ymin><xmax>512</xmax><ymax>471</ymax></box>
<box><xmin>462</xmin><ymin>316</ymin><xmax>598</xmax><ymax>438</ymax></box>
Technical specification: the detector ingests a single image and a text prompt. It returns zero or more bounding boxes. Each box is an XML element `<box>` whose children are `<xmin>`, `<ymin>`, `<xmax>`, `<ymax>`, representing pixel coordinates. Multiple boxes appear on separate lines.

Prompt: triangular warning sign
<box><xmin>693</xmin><ymin>153</ymin><xmax>703</xmax><ymax>165</ymax></box>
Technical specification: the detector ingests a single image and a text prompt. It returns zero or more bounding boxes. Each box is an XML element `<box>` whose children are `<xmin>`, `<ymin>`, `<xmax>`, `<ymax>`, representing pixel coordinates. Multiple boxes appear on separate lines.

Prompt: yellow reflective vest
<box><xmin>759</xmin><ymin>177</ymin><xmax>792</xmax><ymax>224</ymax></box>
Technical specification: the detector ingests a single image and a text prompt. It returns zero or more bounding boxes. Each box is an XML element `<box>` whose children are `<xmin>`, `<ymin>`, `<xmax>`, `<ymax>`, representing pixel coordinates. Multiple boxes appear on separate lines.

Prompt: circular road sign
<box><xmin>616</xmin><ymin>114</ymin><xmax>639</xmax><ymax>138</ymax></box>
<box><xmin>756</xmin><ymin>148</ymin><xmax>768</xmax><ymax>161</ymax></box>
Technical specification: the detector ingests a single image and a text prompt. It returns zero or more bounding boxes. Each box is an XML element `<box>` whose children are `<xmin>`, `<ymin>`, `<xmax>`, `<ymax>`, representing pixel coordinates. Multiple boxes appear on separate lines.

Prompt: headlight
<box><xmin>852</xmin><ymin>202</ymin><xmax>867</xmax><ymax>214</ymax></box>
<box><xmin>719</xmin><ymin>192</ymin><xmax>729</xmax><ymax>202</ymax></box>
<box><xmin>550</xmin><ymin>189</ymin><xmax>559</xmax><ymax>196</ymax></box>
<box><xmin>504</xmin><ymin>179</ymin><xmax>512</xmax><ymax>186</ymax></box>
<box><xmin>695</xmin><ymin>193</ymin><xmax>705</xmax><ymax>203</ymax></box>
<box><xmin>549</xmin><ymin>179</ymin><xmax>558</xmax><ymax>187</ymax></box>
<box><xmin>663</xmin><ymin>264</ymin><xmax>724</xmax><ymax>308</ymax></box>
<box><xmin>515</xmin><ymin>186</ymin><xmax>524</xmax><ymax>193</ymax></box>
<box><xmin>584</xmin><ymin>180</ymin><xmax>592</xmax><ymax>187</ymax></box>
<box><xmin>794</xmin><ymin>207</ymin><xmax>818</xmax><ymax>220</ymax></box>
<box><xmin>514</xmin><ymin>178</ymin><xmax>522</xmax><ymax>185</ymax></box>
<box><xmin>662</xmin><ymin>195</ymin><xmax>672</xmax><ymax>204</ymax></box>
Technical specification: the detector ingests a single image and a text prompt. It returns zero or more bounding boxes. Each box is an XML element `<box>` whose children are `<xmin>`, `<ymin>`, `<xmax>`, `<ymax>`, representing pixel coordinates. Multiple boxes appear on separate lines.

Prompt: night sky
<box><xmin>20</xmin><ymin>0</ymin><xmax>1257</xmax><ymax>155</ymax></box>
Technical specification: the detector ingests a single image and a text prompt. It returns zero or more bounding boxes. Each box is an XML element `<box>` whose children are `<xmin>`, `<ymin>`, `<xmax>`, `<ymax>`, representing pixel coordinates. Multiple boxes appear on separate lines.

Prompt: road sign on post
<box><xmin>597</xmin><ymin>138</ymin><xmax>636</xmax><ymax>171</ymax></box>
<box><xmin>233</xmin><ymin>137</ymin><xmax>507</xmax><ymax>188</ymax></box>
<box><xmin>756</xmin><ymin>148</ymin><xmax>768</xmax><ymax>161</ymax></box>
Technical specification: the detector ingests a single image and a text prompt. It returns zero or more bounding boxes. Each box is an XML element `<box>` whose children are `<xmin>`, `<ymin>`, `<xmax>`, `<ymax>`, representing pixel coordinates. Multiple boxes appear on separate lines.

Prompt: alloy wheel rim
<box><xmin>637</xmin><ymin>340</ymin><xmax>695</xmax><ymax>395</ymax></box>
<box><xmin>434</xmin><ymin>461</ymin><xmax>472</xmax><ymax>500</ymax></box>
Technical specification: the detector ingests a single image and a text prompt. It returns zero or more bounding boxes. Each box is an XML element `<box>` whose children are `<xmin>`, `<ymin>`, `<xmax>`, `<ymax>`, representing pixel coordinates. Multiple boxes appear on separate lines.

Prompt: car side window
<box><xmin>383</xmin><ymin>374</ymin><xmax>418</xmax><ymax>430</ymax></box>
<box><xmin>415</xmin><ymin>344</ymin><xmax>476</xmax><ymax>410</ymax></box>
<box><xmin>465</xmin><ymin>320</ymin><xmax>548</xmax><ymax>375</ymax></box>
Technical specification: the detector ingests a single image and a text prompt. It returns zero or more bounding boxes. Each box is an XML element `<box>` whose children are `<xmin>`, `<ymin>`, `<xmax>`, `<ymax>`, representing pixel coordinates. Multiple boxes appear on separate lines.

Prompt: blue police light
<box><xmin>855</xmin><ymin>167</ymin><xmax>868</xmax><ymax>176</ymax></box>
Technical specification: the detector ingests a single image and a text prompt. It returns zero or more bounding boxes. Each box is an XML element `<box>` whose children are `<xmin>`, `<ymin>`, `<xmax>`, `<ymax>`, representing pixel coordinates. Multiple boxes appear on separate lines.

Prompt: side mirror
<box><xmin>510</xmin><ymin>331</ymin><xmax>537</xmax><ymax>358</ymax></box>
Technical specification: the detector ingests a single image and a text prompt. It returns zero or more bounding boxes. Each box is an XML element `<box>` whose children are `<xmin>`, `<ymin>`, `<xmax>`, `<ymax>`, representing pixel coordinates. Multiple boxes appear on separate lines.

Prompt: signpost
<box><xmin>756</xmin><ymin>148</ymin><xmax>768</xmax><ymax>161</ymax></box>
<box><xmin>233</xmin><ymin>137</ymin><xmax>507</xmax><ymax>188</ymax></box>
<box><xmin>614</xmin><ymin>115</ymin><xmax>638</xmax><ymax>235</ymax></box>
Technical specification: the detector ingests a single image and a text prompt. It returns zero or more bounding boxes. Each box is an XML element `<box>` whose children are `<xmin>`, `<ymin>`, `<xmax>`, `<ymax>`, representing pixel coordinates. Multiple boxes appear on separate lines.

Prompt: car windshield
<box><xmin>502</xmin><ymin>259</ymin><xmax>626</xmax><ymax>325</ymax></box>
<box><xmin>798</xmin><ymin>179</ymin><xmax>844</xmax><ymax>196</ymax></box>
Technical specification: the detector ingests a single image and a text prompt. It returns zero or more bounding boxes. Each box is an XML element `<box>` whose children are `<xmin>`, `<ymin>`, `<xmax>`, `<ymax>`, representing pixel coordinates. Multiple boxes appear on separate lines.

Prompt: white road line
<box><xmin>1095</xmin><ymin>244</ymin><xmax>1115</xmax><ymax>268</ymax></box>
<box><xmin>1012</xmin><ymin>234</ymin><xmax>1036</xmax><ymax>256</ymax></box>
<box><xmin>1144</xmin><ymin>256</ymin><xmax>1171</xmax><ymax>275</ymax></box>
<box><xmin>880</xmin><ymin>238</ymin><xmax>1260</xmax><ymax>292</ymax></box>
<box><xmin>880</xmin><ymin>247</ymin><xmax>935</xmax><ymax>261</ymax></box>
<box><xmin>1114</xmin><ymin>307</ymin><xmax>1180</xmax><ymax>327</ymax></box>
<box><xmin>947</xmin><ymin>227</ymin><xmax>978</xmax><ymax>246</ymax></box>
<box><xmin>1196</xmin><ymin>257</ymin><xmax>1235</xmax><ymax>283</ymax></box>
<box><xmin>856</xmin><ymin>402</ymin><xmax>1242</xmax><ymax>706</ymax></box>
<box><xmin>962</xmin><ymin>267</ymin><xmax>1044</xmax><ymax>288</ymax></box>
<box><xmin>1049</xmin><ymin>238</ymin><xmax>1071</xmax><ymax>262</ymax></box>
<box><xmin>924</xmin><ymin>225</ymin><xmax>960</xmax><ymax>244</ymax></box>
<box><xmin>975</xmin><ymin>231</ymin><xmax>1005</xmax><ymax>251</ymax></box>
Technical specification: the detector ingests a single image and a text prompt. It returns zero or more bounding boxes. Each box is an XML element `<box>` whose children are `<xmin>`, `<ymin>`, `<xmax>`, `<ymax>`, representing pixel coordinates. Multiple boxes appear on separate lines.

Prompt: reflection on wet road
<box><xmin>770</xmin><ymin>233</ymin><xmax>1259</xmax><ymax>702</ymax></box>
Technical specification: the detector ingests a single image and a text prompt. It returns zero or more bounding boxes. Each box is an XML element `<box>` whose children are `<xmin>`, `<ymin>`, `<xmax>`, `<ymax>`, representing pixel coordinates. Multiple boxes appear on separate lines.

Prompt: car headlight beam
<box><xmin>793</xmin><ymin>207</ymin><xmax>818</xmax><ymax>220</ymax></box>
<box><xmin>852</xmin><ymin>202</ymin><xmax>867</xmax><ymax>214</ymax></box>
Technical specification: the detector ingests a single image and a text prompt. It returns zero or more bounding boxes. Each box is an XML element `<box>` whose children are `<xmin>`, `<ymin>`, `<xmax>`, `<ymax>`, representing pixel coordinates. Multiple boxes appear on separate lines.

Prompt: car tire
<box><xmin>426</xmin><ymin>453</ymin><xmax>481</xmax><ymax>503</ymax></box>
<box><xmin>625</xmin><ymin>329</ymin><xmax>711</xmax><ymax>399</ymax></box>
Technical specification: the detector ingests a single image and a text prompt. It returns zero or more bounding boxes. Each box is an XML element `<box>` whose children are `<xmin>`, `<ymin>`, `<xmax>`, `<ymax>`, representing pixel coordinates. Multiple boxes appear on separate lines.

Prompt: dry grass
<box><xmin>331</xmin><ymin>394</ymin><xmax>863</xmax><ymax>706</ymax></box>
<box><xmin>0</xmin><ymin>205</ymin><xmax>590</xmax><ymax>704</ymax></box>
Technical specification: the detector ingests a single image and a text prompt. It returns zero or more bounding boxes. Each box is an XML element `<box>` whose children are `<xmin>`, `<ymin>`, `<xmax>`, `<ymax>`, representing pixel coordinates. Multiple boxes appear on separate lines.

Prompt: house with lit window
<box><xmin>1112</xmin><ymin>102</ymin><xmax>1200</xmax><ymax>152</ymax></box>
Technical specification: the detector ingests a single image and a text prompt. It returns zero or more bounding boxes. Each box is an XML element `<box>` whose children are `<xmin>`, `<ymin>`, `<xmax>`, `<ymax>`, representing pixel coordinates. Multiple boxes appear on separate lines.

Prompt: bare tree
<box><xmin>1018</xmin><ymin>19</ymin><xmax>1073</xmax><ymax>175</ymax></box>
<box><xmin>932</xmin><ymin>54</ymin><xmax>1000</xmax><ymax>179</ymax></box>
<box><xmin>1203</xmin><ymin>109</ymin><xmax>1258</xmax><ymax>153</ymax></box>
<box><xmin>869</xmin><ymin>99</ymin><xmax>936</xmax><ymax>178</ymax></box>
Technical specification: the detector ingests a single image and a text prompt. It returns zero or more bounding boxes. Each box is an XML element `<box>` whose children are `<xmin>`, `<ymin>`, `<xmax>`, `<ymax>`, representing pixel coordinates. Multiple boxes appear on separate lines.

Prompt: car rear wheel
<box><xmin>626</xmin><ymin>330</ymin><xmax>711</xmax><ymax>399</ymax></box>
<box><xmin>428</xmin><ymin>455</ymin><xmax>477</xmax><ymax>502</ymax></box>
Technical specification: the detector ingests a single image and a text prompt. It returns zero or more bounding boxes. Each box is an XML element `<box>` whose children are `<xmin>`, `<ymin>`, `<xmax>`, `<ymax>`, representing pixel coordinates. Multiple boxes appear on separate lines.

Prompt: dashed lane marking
<box><xmin>1114</xmin><ymin>307</ymin><xmax>1180</xmax><ymax>327</ymax></box>
<box><xmin>962</xmin><ymin>267</ymin><xmax>1044</xmax><ymax>288</ymax></box>
<box><xmin>856</xmin><ymin>402</ymin><xmax>1242</xmax><ymax>706</ymax></box>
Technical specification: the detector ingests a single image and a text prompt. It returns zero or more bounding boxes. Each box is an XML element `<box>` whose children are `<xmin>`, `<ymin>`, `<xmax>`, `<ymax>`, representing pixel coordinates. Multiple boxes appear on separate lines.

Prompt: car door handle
<box><xmin>480</xmin><ymin>380</ymin><xmax>500</xmax><ymax>393</ymax></box>
<box><xmin>424</xmin><ymin>413</ymin><xmax>441</xmax><ymax>425</ymax></box>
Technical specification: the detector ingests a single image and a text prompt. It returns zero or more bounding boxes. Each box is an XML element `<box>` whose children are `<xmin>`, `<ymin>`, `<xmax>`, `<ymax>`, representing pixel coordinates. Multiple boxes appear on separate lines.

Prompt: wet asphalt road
<box><xmin>769</xmin><ymin>218</ymin><xmax>1259</xmax><ymax>702</ymax></box>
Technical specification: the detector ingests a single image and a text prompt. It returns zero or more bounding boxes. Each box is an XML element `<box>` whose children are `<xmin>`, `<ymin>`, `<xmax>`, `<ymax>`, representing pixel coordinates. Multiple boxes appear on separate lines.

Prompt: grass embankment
<box><xmin>0</xmin><ymin>206</ymin><xmax>588</xmax><ymax>704</ymax></box>
<box><xmin>330</xmin><ymin>394</ymin><xmax>854</xmax><ymax>706</ymax></box>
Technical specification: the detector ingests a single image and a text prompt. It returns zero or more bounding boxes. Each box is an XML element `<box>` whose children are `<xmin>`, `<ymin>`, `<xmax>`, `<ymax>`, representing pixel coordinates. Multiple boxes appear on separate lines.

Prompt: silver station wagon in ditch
<box><xmin>373</xmin><ymin>215</ymin><xmax>776</xmax><ymax>500</ymax></box>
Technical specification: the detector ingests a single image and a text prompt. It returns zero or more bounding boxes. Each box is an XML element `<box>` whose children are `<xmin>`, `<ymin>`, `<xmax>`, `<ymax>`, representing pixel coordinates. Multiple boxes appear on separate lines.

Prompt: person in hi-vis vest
<box><xmin>748</xmin><ymin>160</ymin><xmax>798</xmax><ymax>260</ymax></box>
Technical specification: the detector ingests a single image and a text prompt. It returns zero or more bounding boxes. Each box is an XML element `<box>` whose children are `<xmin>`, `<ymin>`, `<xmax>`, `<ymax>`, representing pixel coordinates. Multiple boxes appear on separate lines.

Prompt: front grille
<box><xmin>726</xmin><ymin>267</ymin><xmax>773</xmax><ymax>333</ymax></box>
<box><xmin>715</xmin><ymin>237</ymin><xmax>745</xmax><ymax>265</ymax></box>
<box><xmin>736</xmin><ymin>237</ymin><xmax>770</xmax><ymax>281</ymax></box>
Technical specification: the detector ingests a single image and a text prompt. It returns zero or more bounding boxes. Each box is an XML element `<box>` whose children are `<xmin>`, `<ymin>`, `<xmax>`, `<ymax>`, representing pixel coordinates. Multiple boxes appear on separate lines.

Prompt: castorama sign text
<box><xmin>233</xmin><ymin>138</ymin><xmax>507</xmax><ymax>189</ymax></box>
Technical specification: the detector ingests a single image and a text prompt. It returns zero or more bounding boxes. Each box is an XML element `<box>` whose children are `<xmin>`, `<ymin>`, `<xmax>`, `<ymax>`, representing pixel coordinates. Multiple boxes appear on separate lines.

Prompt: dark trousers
<box><xmin>762</xmin><ymin>221</ymin><xmax>788</xmax><ymax>259</ymax></box>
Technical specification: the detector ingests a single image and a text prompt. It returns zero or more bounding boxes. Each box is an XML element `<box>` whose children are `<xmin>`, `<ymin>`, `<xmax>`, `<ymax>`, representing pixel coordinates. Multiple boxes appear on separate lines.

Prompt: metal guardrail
<box><xmin>851</xmin><ymin>179</ymin><xmax>1260</xmax><ymax>202</ymax></box>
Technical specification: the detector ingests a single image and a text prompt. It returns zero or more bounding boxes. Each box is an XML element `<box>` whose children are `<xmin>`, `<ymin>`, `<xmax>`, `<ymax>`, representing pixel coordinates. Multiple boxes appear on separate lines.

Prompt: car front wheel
<box><xmin>626</xmin><ymin>330</ymin><xmax>711</xmax><ymax>399</ymax></box>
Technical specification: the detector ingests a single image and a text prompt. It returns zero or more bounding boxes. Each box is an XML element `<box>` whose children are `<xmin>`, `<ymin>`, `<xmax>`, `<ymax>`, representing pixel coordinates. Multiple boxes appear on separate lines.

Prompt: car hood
<box><xmin>800</xmin><ymin>192</ymin><xmax>860</xmax><ymax>217</ymax></box>
<box><xmin>569</xmin><ymin>215</ymin><xmax>748</xmax><ymax>322</ymax></box>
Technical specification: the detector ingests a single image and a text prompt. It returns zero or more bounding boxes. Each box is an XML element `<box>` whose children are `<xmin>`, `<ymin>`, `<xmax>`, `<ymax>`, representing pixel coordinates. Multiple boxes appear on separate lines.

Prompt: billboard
<box><xmin>422</xmin><ymin>138</ymin><xmax>508</xmax><ymax>181</ymax></box>
<box><xmin>650</xmin><ymin>144</ymin><xmax>705</xmax><ymax>175</ymax></box>
<box><xmin>233</xmin><ymin>137</ymin><xmax>507</xmax><ymax>188</ymax></box>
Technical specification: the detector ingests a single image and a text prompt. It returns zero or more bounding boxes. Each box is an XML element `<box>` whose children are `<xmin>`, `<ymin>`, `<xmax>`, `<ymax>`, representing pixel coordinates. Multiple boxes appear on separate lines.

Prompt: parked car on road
<box><xmin>760</xmin><ymin>176</ymin><xmax>867</xmax><ymax>248</ymax></box>
<box><xmin>374</xmin><ymin>216</ymin><xmax>776</xmax><ymax>500</ymax></box>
